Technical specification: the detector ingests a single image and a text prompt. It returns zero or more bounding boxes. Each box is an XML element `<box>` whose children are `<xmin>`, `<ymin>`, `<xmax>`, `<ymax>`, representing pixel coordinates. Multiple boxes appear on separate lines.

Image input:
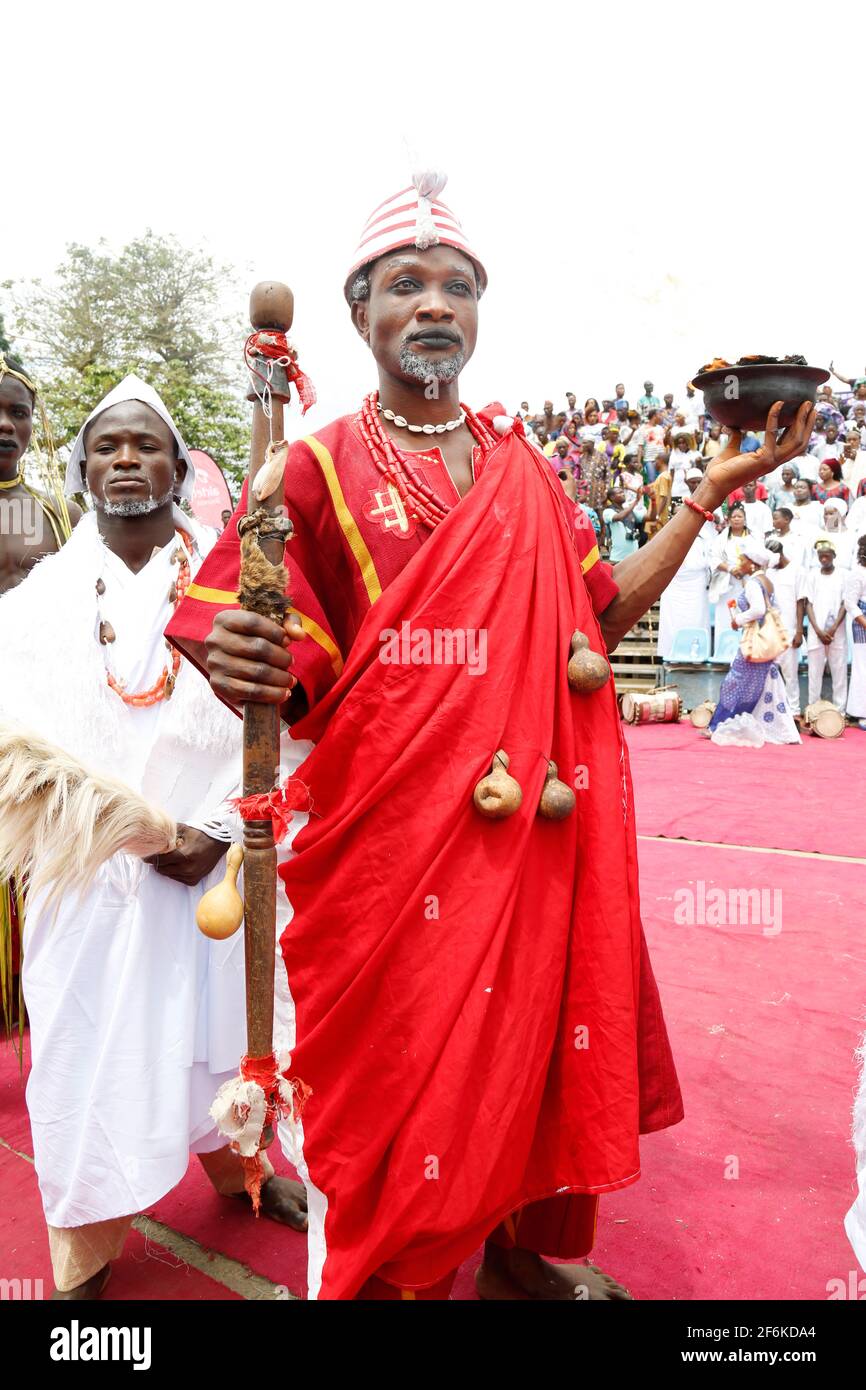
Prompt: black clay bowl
<box><xmin>692</xmin><ymin>363</ymin><xmax>829</xmax><ymax>432</ymax></box>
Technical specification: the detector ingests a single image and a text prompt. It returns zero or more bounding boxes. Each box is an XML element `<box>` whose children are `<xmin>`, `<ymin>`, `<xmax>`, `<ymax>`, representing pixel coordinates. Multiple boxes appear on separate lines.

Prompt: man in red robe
<box><xmin>168</xmin><ymin>174</ymin><xmax>814</xmax><ymax>1301</ymax></box>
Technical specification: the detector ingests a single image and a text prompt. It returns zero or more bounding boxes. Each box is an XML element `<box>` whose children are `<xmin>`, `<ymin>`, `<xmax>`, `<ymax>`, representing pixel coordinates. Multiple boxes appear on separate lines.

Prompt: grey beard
<box><xmin>399</xmin><ymin>343</ymin><xmax>465</xmax><ymax>383</ymax></box>
<box><xmin>94</xmin><ymin>488</ymin><xmax>174</xmax><ymax>518</ymax></box>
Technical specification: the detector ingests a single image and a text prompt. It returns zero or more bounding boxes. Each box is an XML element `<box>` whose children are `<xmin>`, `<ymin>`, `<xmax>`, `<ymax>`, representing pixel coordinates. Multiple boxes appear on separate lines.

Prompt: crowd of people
<box><xmin>517</xmin><ymin>374</ymin><xmax>866</xmax><ymax>728</ymax></box>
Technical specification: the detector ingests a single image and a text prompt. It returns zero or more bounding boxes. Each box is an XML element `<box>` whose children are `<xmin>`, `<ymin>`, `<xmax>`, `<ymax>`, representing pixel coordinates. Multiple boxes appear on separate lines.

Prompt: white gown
<box><xmin>709</xmin><ymin>531</ymin><xmax>748</xmax><ymax>656</ymax></box>
<box><xmin>845</xmin><ymin>567</ymin><xmax>866</xmax><ymax>718</ymax></box>
<box><xmin>658</xmin><ymin>535</ymin><xmax>710</xmax><ymax>658</ymax></box>
<box><xmin>0</xmin><ymin>513</ymin><xmax>310</xmax><ymax>1226</ymax></box>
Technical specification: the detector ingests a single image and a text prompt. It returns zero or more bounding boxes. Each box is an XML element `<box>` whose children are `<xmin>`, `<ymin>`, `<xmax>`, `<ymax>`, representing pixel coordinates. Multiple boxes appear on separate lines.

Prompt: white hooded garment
<box><xmin>1</xmin><ymin>378</ymin><xmax>311</xmax><ymax>1226</ymax></box>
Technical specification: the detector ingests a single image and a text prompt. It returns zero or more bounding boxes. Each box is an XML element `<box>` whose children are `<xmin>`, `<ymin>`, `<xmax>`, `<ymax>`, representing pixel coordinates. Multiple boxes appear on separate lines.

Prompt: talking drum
<box><xmin>803</xmin><ymin>700</ymin><xmax>845</xmax><ymax>739</ymax></box>
<box><xmin>620</xmin><ymin>690</ymin><xmax>683</xmax><ymax>724</ymax></box>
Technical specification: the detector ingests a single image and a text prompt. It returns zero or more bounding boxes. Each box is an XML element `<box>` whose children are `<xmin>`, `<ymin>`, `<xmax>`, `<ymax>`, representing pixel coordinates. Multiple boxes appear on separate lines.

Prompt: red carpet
<box><xmin>624</xmin><ymin>721</ymin><xmax>866</xmax><ymax>858</ymax></box>
<box><xmin>2</xmin><ymin>722</ymin><xmax>863</xmax><ymax>1299</ymax></box>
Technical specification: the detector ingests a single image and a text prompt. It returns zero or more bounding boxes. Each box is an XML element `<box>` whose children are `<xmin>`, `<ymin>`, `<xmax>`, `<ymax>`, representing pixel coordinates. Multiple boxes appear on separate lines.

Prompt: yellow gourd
<box><xmin>473</xmin><ymin>749</ymin><xmax>523</xmax><ymax>820</ymax></box>
<box><xmin>196</xmin><ymin>844</ymin><xmax>245</xmax><ymax>939</ymax></box>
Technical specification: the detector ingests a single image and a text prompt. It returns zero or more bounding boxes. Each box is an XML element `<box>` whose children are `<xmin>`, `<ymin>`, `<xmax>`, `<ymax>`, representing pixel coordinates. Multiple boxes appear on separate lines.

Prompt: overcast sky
<box><xmin>4</xmin><ymin>0</ymin><xmax>862</xmax><ymax>439</ymax></box>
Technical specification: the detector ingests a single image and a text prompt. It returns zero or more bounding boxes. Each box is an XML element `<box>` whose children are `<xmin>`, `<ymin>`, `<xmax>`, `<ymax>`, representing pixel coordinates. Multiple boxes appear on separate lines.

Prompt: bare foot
<box><xmin>476</xmin><ymin>1245</ymin><xmax>632</xmax><ymax>1301</ymax></box>
<box><xmin>233</xmin><ymin>1176</ymin><xmax>308</xmax><ymax>1232</ymax></box>
<box><xmin>51</xmin><ymin>1263</ymin><xmax>111</xmax><ymax>1300</ymax></box>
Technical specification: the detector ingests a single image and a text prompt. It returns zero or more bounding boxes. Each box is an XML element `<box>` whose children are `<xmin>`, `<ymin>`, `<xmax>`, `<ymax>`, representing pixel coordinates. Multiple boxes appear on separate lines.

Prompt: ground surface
<box><xmin>2</xmin><ymin>722</ymin><xmax>863</xmax><ymax>1300</ymax></box>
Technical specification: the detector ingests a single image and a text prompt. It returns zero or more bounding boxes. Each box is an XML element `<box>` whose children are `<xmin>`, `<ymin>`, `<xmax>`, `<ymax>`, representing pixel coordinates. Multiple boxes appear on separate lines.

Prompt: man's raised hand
<box><xmin>205</xmin><ymin>609</ymin><xmax>305</xmax><ymax>706</ymax></box>
<box><xmin>702</xmin><ymin>401</ymin><xmax>817</xmax><ymax>509</ymax></box>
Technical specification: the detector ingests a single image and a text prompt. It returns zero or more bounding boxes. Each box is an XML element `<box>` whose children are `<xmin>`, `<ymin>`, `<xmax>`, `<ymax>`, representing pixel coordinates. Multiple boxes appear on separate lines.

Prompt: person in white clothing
<box><xmin>740</xmin><ymin>479</ymin><xmax>774</xmax><ymax>537</ymax></box>
<box><xmin>707</xmin><ymin>539</ymin><xmax>800</xmax><ymax>747</ymax></box>
<box><xmin>658</xmin><ymin>531</ymin><xmax>711</xmax><ymax>659</ymax></box>
<box><xmin>849</xmin><ymin>491</ymin><xmax>866</xmax><ymax>539</ymax></box>
<box><xmin>769</xmin><ymin>507</ymin><xmax>810</xmax><ymax>570</ymax></box>
<box><xmin>811</xmin><ymin>498</ymin><xmax>855</xmax><ymax>570</ymax></box>
<box><xmin>845</xmin><ymin>535</ymin><xmax>866</xmax><ymax>726</ymax></box>
<box><xmin>805</xmin><ymin>539</ymin><xmax>848</xmax><ymax>711</ymax></box>
<box><xmin>790</xmin><ymin>478</ymin><xmax>824</xmax><ymax>532</ymax></box>
<box><xmin>709</xmin><ymin>504</ymin><xmax>750</xmax><ymax>656</ymax></box>
<box><xmin>765</xmin><ymin>538</ymin><xmax>807</xmax><ymax>716</ymax></box>
<box><xmin>669</xmin><ymin>433</ymin><xmax>701</xmax><ymax>500</ymax></box>
<box><xmin>0</xmin><ymin>378</ymin><xmax>308</xmax><ymax>1300</ymax></box>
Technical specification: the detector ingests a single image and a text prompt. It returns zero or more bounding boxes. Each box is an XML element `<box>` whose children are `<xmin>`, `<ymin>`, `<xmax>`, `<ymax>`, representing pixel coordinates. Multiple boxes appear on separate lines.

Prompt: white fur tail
<box><xmin>0</xmin><ymin>721</ymin><xmax>177</xmax><ymax>907</ymax></box>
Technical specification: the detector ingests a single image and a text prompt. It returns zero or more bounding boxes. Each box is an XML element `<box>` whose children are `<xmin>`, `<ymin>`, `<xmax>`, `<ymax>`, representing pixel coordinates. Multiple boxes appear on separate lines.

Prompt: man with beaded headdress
<box><xmin>168</xmin><ymin>172</ymin><xmax>816</xmax><ymax>1301</ymax></box>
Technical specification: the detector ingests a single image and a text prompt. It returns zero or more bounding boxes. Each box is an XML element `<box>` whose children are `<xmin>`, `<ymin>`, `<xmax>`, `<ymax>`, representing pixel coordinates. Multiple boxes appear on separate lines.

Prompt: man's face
<box><xmin>0</xmin><ymin>376</ymin><xmax>34</xmax><ymax>472</ymax></box>
<box><xmin>855</xmin><ymin>406</ymin><xmax>866</xmax><ymax>421</ymax></box>
<box><xmin>566</xmin><ymin>393</ymin><xmax>576</xmax><ymax>408</ymax></box>
<box><xmin>555</xmin><ymin>412</ymin><xmax>566</xmax><ymax>428</ymax></box>
<box><xmin>686</xmin><ymin>476</ymin><xmax>700</xmax><ymax>494</ymax></box>
<box><xmin>743</xmin><ymin>481</ymin><xmax>756</xmax><ymax>501</ymax></box>
<box><xmin>773</xmin><ymin>509</ymin><xmax>790</xmax><ymax>532</ymax></box>
<box><xmin>601</xmin><ymin>427</ymin><xmax>610</xmax><ymax>441</ymax></box>
<box><xmin>555</xmin><ymin>438</ymin><xmax>569</xmax><ymax>458</ymax></box>
<box><xmin>781</xmin><ymin>466</ymin><xmax>794</xmax><ymax>486</ymax></box>
<box><xmin>644</xmin><ymin>381</ymin><xmax>653</xmax><ymax>394</ymax></box>
<box><xmin>794</xmin><ymin>480</ymin><xmax>811</xmax><ymax>501</ymax></box>
<box><xmin>520</xmin><ymin>400</ymin><xmax>529</xmax><ymax>413</ymax></box>
<box><xmin>351</xmin><ymin>246</ymin><xmax>478</xmax><ymax>389</ymax></box>
<box><xmin>617</xmin><ymin>407</ymin><xmax>628</xmax><ymax>421</ymax></box>
<box><xmin>610</xmin><ymin>489</ymin><xmax>625</xmax><ymax>506</ymax></box>
<box><xmin>664</xmin><ymin>394</ymin><xmax>673</xmax><ymax>408</ymax></box>
<box><xmin>83</xmin><ymin>400</ymin><xmax>185</xmax><ymax>515</ymax></box>
<box><xmin>826</xmin><ymin>426</ymin><xmax>838</xmax><ymax>442</ymax></box>
<box><xmin>221</xmin><ymin>509</ymin><xmax>232</xmax><ymax>526</ymax></box>
<box><xmin>710</xmin><ymin>424</ymin><xmax>721</xmax><ymax>439</ymax></box>
<box><xmin>818</xmin><ymin>548</ymin><xmax>835</xmax><ymax>570</ymax></box>
<box><xmin>581</xmin><ymin>440</ymin><xmax>594</xmax><ymax>455</ymax></box>
<box><xmin>616</xmin><ymin>383</ymin><xmax>625</xmax><ymax>397</ymax></box>
<box><xmin>543</xmin><ymin>400</ymin><xmax>554</xmax><ymax>415</ymax></box>
<box><xmin>857</xmin><ymin>385</ymin><xmax>866</xmax><ymax>400</ymax></box>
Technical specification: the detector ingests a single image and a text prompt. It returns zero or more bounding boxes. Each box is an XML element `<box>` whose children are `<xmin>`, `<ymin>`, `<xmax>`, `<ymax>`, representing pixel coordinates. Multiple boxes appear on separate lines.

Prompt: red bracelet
<box><xmin>683</xmin><ymin>496</ymin><xmax>716</xmax><ymax>523</ymax></box>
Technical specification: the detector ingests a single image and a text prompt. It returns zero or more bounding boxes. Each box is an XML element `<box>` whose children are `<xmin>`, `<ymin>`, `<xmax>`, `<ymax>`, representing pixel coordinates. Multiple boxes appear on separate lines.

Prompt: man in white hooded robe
<box><xmin>0</xmin><ymin>377</ymin><xmax>309</xmax><ymax>1299</ymax></box>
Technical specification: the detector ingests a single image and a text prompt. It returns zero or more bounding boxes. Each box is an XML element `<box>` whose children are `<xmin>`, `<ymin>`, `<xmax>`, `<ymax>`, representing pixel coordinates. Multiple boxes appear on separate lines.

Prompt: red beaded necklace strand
<box><xmin>358</xmin><ymin>390</ymin><xmax>498</xmax><ymax>531</ymax></box>
<box><xmin>101</xmin><ymin>530</ymin><xmax>193</xmax><ymax>707</ymax></box>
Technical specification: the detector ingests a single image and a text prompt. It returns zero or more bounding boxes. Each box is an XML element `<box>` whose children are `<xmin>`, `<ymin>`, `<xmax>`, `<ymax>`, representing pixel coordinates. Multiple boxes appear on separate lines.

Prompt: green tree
<box><xmin>0</xmin><ymin>310</ymin><xmax>11</xmax><ymax>357</ymax></box>
<box><xmin>13</xmin><ymin>232</ymin><xmax>250</xmax><ymax>489</ymax></box>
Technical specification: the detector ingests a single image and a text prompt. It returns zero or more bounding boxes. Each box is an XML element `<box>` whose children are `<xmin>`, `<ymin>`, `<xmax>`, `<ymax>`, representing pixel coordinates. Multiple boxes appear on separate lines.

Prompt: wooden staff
<box><xmin>240</xmin><ymin>281</ymin><xmax>295</xmax><ymax>1062</ymax></box>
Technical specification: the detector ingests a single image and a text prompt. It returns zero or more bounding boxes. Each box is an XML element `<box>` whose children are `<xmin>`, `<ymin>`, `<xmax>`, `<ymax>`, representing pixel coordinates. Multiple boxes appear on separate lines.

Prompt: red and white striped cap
<box><xmin>343</xmin><ymin>171</ymin><xmax>487</xmax><ymax>302</ymax></box>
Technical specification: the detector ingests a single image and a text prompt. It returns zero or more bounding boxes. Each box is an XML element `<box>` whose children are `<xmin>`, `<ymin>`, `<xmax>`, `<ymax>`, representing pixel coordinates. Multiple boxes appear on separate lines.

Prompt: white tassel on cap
<box><xmin>413</xmin><ymin>169</ymin><xmax>448</xmax><ymax>251</ymax></box>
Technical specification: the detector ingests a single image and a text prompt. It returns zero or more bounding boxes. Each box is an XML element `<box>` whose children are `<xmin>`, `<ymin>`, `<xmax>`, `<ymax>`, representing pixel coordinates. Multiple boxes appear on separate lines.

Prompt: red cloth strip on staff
<box><xmin>230</xmin><ymin>778</ymin><xmax>311</xmax><ymax>844</ymax></box>
<box><xmin>245</xmin><ymin>330</ymin><xmax>317</xmax><ymax>413</ymax></box>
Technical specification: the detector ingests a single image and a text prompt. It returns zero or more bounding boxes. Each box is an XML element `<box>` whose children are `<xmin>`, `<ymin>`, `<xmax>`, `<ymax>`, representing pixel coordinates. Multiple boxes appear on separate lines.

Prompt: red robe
<box><xmin>168</xmin><ymin>409</ymin><xmax>683</xmax><ymax>1299</ymax></box>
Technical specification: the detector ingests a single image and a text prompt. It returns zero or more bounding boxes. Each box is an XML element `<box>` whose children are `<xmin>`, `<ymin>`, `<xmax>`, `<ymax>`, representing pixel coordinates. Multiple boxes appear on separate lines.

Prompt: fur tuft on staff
<box><xmin>0</xmin><ymin>722</ymin><xmax>177</xmax><ymax>907</ymax></box>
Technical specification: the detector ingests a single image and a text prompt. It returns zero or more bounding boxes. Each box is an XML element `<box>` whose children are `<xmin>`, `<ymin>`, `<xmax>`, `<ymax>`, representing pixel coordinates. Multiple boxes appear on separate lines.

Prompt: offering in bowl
<box><xmin>692</xmin><ymin>354</ymin><xmax>828</xmax><ymax>432</ymax></box>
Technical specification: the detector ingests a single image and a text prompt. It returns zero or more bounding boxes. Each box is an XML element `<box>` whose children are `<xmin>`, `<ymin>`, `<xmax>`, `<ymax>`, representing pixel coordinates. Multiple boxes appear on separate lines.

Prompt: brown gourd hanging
<box><xmin>567</xmin><ymin>628</ymin><xmax>610</xmax><ymax>693</ymax></box>
<box><xmin>473</xmin><ymin>749</ymin><xmax>523</xmax><ymax>820</ymax></box>
<box><xmin>537</xmin><ymin>760</ymin><xmax>576</xmax><ymax>820</ymax></box>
